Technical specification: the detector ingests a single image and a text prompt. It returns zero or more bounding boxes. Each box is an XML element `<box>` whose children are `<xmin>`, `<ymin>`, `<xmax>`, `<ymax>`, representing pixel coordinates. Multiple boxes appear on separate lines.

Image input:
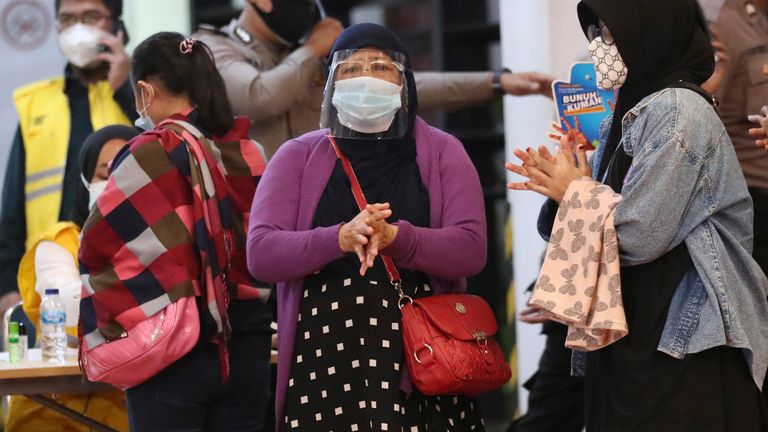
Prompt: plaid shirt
<box><xmin>79</xmin><ymin>114</ymin><xmax>268</xmax><ymax>353</ymax></box>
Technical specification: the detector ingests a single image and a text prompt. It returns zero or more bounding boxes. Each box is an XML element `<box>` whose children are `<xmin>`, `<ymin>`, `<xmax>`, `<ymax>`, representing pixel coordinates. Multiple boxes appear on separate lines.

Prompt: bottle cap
<box><xmin>44</xmin><ymin>288</ymin><xmax>60</xmax><ymax>295</ymax></box>
<box><xmin>18</xmin><ymin>322</ymin><xmax>27</xmax><ymax>336</ymax></box>
<box><xmin>9</xmin><ymin>321</ymin><xmax>19</xmax><ymax>334</ymax></box>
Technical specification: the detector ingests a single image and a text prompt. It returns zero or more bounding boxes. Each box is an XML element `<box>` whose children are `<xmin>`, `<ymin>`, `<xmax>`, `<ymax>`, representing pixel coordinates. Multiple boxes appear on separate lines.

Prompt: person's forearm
<box><xmin>385</xmin><ymin>221</ymin><xmax>486</xmax><ymax>279</ymax></box>
<box><xmin>231</xmin><ymin>47</ymin><xmax>319</xmax><ymax>122</ymax></box>
<box><xmin>414</xmin><ymin>71</ymin><xmax>494</xmax><ymax>112</ymax></box>
<box><xmin>247</xmin><ymin>224</ymin><xmax>345</xmax><ymax>283</ymax></box>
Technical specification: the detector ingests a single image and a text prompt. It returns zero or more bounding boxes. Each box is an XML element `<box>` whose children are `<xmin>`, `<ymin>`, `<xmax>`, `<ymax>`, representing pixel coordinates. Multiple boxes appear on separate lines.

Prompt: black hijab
<box><xmin>71</xmin><ymin>125</ymin><xmax>139</xmax><ymax>228</ymax></box>
<box><xmin>316</xmin><ymin>23</ymin><xmax>429</xmax><ymax>278</ymax></box>
<box><xmin>326</xmin><ymin>23</ymin><xmax>419</xmax><ymax>191</ymax></box>
<box><xmin>577</xmin><ymin>0</ymin><xmax>715</xmax><ymax>186</ymax></box>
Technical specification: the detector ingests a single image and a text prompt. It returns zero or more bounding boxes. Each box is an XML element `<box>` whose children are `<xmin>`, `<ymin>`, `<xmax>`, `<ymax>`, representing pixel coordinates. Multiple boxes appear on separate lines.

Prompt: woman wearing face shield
<box><xmin>507</xmin><ymin>0</ymin><xmax>768</xmax><ymax>430</ymax></box>
<box><xmin>6</xmin><ymin>126</ymin><xmax>136</xmax><ymax>432</ymax></box>
<box><xmin>247</xmin><ymin>23</ymin><xmax>487</xmax><ymax>431</ymax></box>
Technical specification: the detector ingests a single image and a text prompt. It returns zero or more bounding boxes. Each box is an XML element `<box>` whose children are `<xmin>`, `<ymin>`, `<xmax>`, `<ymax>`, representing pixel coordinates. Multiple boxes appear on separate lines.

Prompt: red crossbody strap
<box><xmin>327</xmin><ymin>135</ymin><xmax>402</xmax><ymax>285</ymax></box>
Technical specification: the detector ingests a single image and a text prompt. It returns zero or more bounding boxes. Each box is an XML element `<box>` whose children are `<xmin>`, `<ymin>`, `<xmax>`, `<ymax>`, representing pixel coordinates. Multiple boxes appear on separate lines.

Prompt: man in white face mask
<box><xmin>0</xmin><ymin>0</ymin><xmax>137</xmax><ymax>318</ymax></box>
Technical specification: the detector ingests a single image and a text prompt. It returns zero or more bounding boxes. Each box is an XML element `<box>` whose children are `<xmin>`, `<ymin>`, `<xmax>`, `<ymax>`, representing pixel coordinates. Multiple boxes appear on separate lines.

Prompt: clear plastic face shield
<box><xmin>320</xmin><ymin>48</ymin><xmax>410</xmax><ymax>139</ymax></box>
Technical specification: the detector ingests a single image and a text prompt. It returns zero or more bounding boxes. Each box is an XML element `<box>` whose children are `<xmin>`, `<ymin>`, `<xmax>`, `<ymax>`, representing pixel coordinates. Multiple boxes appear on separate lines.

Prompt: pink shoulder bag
<box><xmin>80</xmin><ymin>120</ymin><xmax>228</xmax><ymax>390</ymax></box>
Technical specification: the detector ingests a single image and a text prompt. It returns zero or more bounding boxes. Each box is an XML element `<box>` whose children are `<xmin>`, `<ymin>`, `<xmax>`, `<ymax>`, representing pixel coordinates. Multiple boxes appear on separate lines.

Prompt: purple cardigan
<box><xmin>246</xmin><ymin>117</ymin><xmax>487</xmax><ymax>426</ymax></box>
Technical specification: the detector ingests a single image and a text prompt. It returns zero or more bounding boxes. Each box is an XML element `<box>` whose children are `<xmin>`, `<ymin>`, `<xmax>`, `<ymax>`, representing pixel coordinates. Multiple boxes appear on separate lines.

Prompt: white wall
<box><xmin>0</xmin><ymin>0</ymin><xmax>63</xmax><ymax>186</ymax></box>
<box><xmin>500</xmin><ymin>0</ymin><xmax>585</xmax><ymax>416</ymax></box>
<box><xmin>123</xmin><ymin>0</ymin><xmax>190</xmax><ymax>52</ymax></box>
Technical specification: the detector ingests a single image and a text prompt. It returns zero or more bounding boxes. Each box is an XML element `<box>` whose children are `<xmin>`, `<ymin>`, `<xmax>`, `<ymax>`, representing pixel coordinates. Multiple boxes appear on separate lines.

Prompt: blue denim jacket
<box><xmin>538</xmin><ymin>88</ymin><xmax>768</xmax><ymax>388</ymax></box>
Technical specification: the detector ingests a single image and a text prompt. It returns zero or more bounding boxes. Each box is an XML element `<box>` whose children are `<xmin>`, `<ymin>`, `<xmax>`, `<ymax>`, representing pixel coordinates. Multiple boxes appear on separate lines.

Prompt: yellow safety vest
<box><xmin>13</xmin><ymin>77</ymin><xmax>131</xmax><ymax>250</ymax></box>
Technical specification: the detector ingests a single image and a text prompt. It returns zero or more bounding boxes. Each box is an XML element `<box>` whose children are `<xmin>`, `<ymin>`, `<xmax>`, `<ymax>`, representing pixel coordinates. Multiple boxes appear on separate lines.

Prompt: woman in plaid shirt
<box><xmin>78</xmin><ymin>32</ymin><xmax>272</xmax><ymax>431</ymax></box>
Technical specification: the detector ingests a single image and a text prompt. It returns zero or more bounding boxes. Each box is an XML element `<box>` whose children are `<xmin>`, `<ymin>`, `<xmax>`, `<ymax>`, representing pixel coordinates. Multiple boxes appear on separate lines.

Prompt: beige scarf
<box><xmin>529</xmin><ymin>177</ymin><xmax>628</xmax><ymax>350</ymax></box>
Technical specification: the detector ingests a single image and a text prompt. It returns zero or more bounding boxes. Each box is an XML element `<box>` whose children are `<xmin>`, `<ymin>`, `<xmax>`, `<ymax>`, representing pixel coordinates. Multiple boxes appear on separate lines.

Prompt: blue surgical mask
<box><xmin>331</xmin><ymin>76</ymin><xmax>402</xmax><ymax>134</ymax></box>
<box><xmin>134</xmin><ymin>115</ymin><xmax>154</xmax><ymax>131</ymax></box>
<box><xmin>134</xmin><ymin>87</ymin><xmax>155</xmax><ymax>131</ymax></box>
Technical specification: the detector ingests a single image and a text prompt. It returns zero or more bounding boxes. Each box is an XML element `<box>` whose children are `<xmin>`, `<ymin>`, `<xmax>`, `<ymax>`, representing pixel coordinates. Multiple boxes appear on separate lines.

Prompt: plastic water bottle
<box><xmin>40</xmin><ymin>288</ymin><xmax>67</xmax><ymax>362</ymax></box>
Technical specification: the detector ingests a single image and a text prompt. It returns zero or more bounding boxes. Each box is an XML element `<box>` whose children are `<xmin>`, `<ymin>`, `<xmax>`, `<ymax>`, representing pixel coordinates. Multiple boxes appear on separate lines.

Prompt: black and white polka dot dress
<box><xmin>282</xmin><ymin>264</ymin><xmax>485</xmax><ymax>431</ymax></box>
<box><xmin>282</xmin><ymin>149</ymin><xmax>485</xmax><ymax>431</ymax></box>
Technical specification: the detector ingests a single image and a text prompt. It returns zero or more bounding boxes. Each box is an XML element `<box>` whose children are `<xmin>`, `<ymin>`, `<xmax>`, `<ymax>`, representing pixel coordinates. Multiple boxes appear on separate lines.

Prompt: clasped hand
<box><xmin>505</xmin><ymin>144</ymin><xmax>591</xmax><ymax>202</ymax></box>
<box><xmin>338</xmin><ymin>203</ymin><xmax>399</xmax><ymax>276</ymax></box>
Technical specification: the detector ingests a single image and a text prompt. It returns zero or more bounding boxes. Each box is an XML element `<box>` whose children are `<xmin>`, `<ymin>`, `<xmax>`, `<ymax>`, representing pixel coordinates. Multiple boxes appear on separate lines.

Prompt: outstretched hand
<box><xmin>505</xmin><ymin>145</ymin><xmax>591</xmax><ymax>202</ymax></box>
<box><xmin>501</xmin><ymin>71</ymin><xmax>555</xmax><ymax>98</ymax></box>
<box><xmin>748</xmin><ymin>106</ymin><xmax>768</xmax><ymax>151</ymax></box>
<box><xmin>548</xmin><ymin>118</ymin><xmax>594</xmax><ymax>151</ymax></box>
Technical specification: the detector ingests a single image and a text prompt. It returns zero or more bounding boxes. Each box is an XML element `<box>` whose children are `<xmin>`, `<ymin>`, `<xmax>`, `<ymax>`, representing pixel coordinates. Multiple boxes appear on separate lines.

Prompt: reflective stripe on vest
<box><xmin>13</xmin><ymin>77</ymin><xmax>131</xmax><ymax>250</ymax></box>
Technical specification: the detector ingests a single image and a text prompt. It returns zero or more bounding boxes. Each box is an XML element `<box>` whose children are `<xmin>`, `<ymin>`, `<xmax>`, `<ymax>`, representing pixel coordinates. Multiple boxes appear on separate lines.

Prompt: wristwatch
<box><xmin>492</xmin><ymin>68</ymin><xmax>512</xmax><ymax>96</ymax></box>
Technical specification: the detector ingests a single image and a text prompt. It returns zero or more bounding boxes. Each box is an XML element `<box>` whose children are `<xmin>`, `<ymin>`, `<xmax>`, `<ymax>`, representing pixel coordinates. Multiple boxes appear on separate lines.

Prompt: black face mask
<box><xmin>251</xmin><ymin>0</ymin><xmax>318</xmax><ymax>45</ymax></box>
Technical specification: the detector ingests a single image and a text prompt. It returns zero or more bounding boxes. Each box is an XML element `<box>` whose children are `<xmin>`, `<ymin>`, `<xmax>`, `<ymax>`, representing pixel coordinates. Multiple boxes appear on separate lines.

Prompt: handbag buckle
<box><xmin>413</xmin><ymin>343</ymin><xmax>434</xmax><ymax>364</ymax></box>
<box><xmin>474</xmin><ymin>331</ymin><xmax>489</xmax><ymax>354</ymax></box>
<box><xmin>392</xmin><ymin>280</ymin><xmax>413</xmax><ymax>309</ymax></box>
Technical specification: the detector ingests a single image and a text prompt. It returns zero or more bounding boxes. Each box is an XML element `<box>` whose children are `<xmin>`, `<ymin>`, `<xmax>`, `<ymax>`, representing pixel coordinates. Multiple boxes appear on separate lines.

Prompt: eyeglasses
<box><xmin>336</xmin><ymin>60</ymin><xmax>404</xmax><ymax>81</ymax></box>
<box><xmin>587</xmin><ymin>22</ymin><xmax>615</xmax><ymax>45</ymax></box>
<box><xmin>57</xmin><ymin>12</ymin><xmax>112</xmax><ymax>28</ymax></box>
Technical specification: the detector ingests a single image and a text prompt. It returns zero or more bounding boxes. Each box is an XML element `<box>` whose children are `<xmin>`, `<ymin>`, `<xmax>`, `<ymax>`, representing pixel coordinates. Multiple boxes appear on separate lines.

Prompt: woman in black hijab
<box><xmin>507</xmin><ymin>0</ymin><xmax>768</xmax><ymax>430</ymax></box>
<box><xmin>71</xmin><ymin>125</ymin><xmax>138</xmax><ymax>227</ymax></box>
<box><xmin>248</xmin><ymin>23</ymin><xmax>488</xmax><ymax>431</ymax></box>
<box><xmin>579</xmin><ymin>0</ymin><xmax>715</xmax><ymax>185</ymax></box>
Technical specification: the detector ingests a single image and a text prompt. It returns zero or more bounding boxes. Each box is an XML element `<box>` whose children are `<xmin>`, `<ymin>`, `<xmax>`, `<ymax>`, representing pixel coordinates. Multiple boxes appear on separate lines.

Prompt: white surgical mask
<box><xmin>589</xmin><ymin>36</ymin><xmax>628</xmax><ymax>91</ymax></box>
<box><xmin>58</xmin><ymin>23</ymin><xmax>107</xmax><ymax>69</ymax></box>
<box><xmin>134</xmin><ymin>88</ymin><xmax>155</xmax><ymax>131</ymax></box>
<box><xmin>88</xmin><ymin>180</ymin><xmax>107</xmax><ymax>211</ymax></box>
<box><xmin>331</xmin><ymin>76</ymin><xmax>402</xmax><ymax>134</ymax></box>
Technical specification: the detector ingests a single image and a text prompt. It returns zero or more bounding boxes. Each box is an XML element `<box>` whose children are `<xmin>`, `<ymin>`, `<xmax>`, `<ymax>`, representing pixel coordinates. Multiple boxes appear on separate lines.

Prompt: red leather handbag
<box><xmin>328</xmin><ymin>135</ymin><xmax>512</xmax><ymax>396</ymax></box>
<box><xmin>398</xmin><ymin>293</ymin><xmax>512</xmax><ymax>395</ymax></box>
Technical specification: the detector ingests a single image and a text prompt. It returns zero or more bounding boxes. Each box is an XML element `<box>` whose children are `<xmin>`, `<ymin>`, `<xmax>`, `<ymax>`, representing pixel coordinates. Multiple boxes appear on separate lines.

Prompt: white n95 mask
<box><xmin>589</xmin><ymin>36</ymin><xmax>628</xmax><ymax>91</ymax></box>
<box><xmin>331</xmin><ymin>76</ymin><xmax>403</xmax><ymax>134</ymax></box>
<box><xmin>58</xmin><ymin>24</ymin><xmax>107</xmax><ymax>69</ymax></box>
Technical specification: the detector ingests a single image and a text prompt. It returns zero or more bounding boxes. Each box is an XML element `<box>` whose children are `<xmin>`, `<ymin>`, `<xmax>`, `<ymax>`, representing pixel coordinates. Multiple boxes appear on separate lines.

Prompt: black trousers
<box><xmin>126</xmin><ymin>332</ymin><xmax>272</xmax><ymax>432</ymax></box>
<box><xmin>750</xmin><ymin>187</ymin><xmax>768</xmax><ymax>278</ymax></box>
<box><xmin>749</xmin><ymin>188</ymin><xmax>768</xmax><ymax>396</ymax></box>
<box><xmin>507</xmin><ymin>321</ymin><xmax>585</xmax><ymax>432</ymax></box>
